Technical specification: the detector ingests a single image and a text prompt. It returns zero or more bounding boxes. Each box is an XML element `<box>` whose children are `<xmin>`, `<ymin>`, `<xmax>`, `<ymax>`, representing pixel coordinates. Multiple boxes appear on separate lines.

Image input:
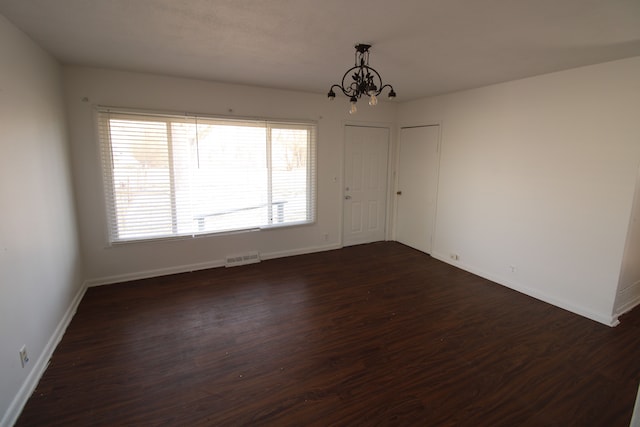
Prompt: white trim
<box><xmin>431</xmin><ymin>251</ymin><xmax>619</xmax><ymax>327</ymax></box>
<box><xmin>1</xmin><ymin>282</ymin><xmax>88</xmax><ymax>427</ymax></box>
<box><xmin>615</xmin><ymin>280</ymin><xmax>640</xmax><ymax>317</ymax></box>
<box><xmin>2</xmin><ymin>242</ymin><xmax>340</xmax><ymax>425</ymax></box>
<box><xmin>86</xmin><ymin>243</ymin><xmax>341</xmax><ymax>287</ymax></box>
<box><xmin>96</xmin><ymin>108</ymin><xmax>318</xmax><ymax>246</ymax></box>
<box><xmin>260</xmin><ymin>243</ymin><xmax>341</xmax><ymax>261</ymax></box>
<box><xmin>86</xmin><ymin>259</ymin><xmax>226</xmax><ymax>287</ymax></box>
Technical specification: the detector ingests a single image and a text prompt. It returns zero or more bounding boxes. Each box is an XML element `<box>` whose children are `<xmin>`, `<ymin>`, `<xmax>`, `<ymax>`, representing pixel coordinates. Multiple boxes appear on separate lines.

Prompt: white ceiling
<box><xmin>1</xmin><ymin>0</ymin><xmax>639</xmax><ymax>101</ymax></box>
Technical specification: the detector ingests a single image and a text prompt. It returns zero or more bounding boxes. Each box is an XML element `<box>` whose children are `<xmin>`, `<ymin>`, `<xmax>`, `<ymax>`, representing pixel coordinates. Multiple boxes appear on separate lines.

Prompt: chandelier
<box><xmin>327</xmin><ymin>44</ymin><xmax>396</xmax><ymax>114</ymax></box>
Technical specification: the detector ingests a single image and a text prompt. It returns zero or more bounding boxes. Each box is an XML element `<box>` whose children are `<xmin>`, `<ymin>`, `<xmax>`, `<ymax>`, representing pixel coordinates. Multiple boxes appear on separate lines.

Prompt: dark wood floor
<box><xmin>16</xmin><ymin>242</ymin><xmax>640</xmax><ymax>426</ymax></box>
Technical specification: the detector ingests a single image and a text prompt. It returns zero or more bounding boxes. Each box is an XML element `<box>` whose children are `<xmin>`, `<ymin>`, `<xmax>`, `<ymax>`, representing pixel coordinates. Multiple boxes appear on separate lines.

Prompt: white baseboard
<box><xmin>1</xmin><ymin>282</ymin><xmax>87</xmax><ymax>427</ymax></box>
<box><xmin>2</xmin><ymin>243</ymin><xmax>341</xmax><ymax>426</ymax></box>
<box><xmin>615</xmin><ymin>280</ymin><xmax>640</xmax><ymax>318</ymax></box>
<box><xmin>86</xmin><ymin>243</ymin><xmax>342</xmax><ymax>287</ymax></box>
<box><xmin>431</xmin><ymin>252</ymin><xmax>619</xmax><ymax>327</ymax></box>
<box><xmin>86</xmin><ymin>258</ymin><xmax>226</xmax><ymax>287</ymax></box>
<box><xmin>261</xmin><ymin>243</ymin><xmax>341</xmax><ymax>261</ymax></box>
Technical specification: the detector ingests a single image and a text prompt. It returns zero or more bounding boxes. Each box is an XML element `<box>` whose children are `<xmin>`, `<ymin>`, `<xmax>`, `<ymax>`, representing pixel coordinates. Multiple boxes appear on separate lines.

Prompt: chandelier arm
<box><xmin>330</xmin><ymin>84</ymin><xmax>346</xmax><ymax>96</ymax></box>
<box><xmin>378</xmin><ymin>83</ymin><xmax>395</xmax><ymax>94</ymax></box>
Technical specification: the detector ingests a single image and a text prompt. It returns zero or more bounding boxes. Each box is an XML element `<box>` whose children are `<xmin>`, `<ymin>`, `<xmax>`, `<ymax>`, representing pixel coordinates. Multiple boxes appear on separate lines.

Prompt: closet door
<box><xmin>396</xmin><ymin>125</ymin><xmax>440</xmax><ymax>254</ymax></box>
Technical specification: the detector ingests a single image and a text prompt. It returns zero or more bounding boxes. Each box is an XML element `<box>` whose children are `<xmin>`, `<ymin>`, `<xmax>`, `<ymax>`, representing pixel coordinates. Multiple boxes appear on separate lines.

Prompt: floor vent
<box><xmin>225</xmin><ymin>252</ymin><xmax>261</xmax><ymax>267</ymax></box>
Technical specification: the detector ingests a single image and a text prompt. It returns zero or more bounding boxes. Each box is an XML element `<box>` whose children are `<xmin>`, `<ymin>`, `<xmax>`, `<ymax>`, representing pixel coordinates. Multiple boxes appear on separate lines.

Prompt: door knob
<box><xmin>396</xmin><ymin>191</ymin><xmax>402</xmax><ymax>195</ymax></box>
<box><xmin>345</xmin><ymin>195</ymin><xmax>352</xmax><ymax>200</ymax></box>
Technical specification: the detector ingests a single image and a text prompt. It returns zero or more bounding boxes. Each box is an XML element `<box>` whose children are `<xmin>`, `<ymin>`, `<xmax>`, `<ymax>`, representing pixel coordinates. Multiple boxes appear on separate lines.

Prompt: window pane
<box><xmin>169</xmin><ymin>121</ymin><xmax>197</xmax><ymax>235</ymax></box>
<box><xmin>189</xmin><ymin>122</ymin><xmax>267</xmax><ymax>233</ymax></box>
<box><xmin>98</xmin><ymin>109</ymin><xmax>316</xmax><ymax>243</ymax></box>
<box><xmin>271</xmin><ymin>127</ymin><xmax>310</xmax><ymax>224</ymax></box>
<box><xmin>109</xmin><ymin>119</ymin><xmax>173</xmax><ymax>240</ymax></box>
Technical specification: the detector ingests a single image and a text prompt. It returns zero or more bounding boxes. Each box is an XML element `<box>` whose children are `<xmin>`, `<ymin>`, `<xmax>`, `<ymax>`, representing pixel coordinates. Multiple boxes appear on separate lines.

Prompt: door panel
<box><xmin>343</xmin><ymin>126</ymin><xmax>389</xmax><ymax>246</ymax></box>
<box><xmin>396</xmin><ymin>126</ymin><xmax>440</xmax><ymax>254</ymax></box>
<box><xmin>350</xmin><ymin>202</ymin><xmax>363</xmax><ymax>233</ymax></box>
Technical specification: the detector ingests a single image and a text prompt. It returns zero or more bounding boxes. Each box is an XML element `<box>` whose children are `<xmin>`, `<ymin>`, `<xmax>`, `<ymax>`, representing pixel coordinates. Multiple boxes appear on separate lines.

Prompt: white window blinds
<box><xmin>97</xmin><ymin>108</ymin><xmax>317</xmax><ymax>243</ymax></box>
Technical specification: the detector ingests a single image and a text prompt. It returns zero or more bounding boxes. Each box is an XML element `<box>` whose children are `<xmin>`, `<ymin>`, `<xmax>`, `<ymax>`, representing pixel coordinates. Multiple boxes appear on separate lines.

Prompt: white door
<box><xmin>395</xmin><ymin>126</ymin><xmax>440</xmax><ymax>254</ymax></box>
<box><xmin>343</xmin><ymin>126</ymin><xmax>389</xmax><ymax>246</ymax></box>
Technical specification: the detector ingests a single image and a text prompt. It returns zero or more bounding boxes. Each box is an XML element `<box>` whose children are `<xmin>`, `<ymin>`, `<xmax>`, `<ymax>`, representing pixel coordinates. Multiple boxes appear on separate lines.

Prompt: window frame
<box><xmin>96</xmin><ymin>107</ymin><xmax>317</xmax><ymax>245</ymax></box>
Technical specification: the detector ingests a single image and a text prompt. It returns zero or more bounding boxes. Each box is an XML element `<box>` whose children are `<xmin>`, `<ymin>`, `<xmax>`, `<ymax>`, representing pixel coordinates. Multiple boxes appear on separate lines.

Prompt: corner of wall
<box><xmin>1</xmin><ymin>282</ymin><xmax>87</xmax><ymax>427</ymax></box>
<box><xmin>431</xmin><ymin>251</ymin><xmax>620</xmax><ymax>327</ymax></box>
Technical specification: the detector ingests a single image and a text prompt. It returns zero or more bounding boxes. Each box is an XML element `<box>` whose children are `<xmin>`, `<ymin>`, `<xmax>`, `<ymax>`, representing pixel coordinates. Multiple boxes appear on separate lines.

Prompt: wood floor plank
<box><xmin>15</xmin><ymin>242</ymin><xmax>640</xmax><ymax>426</ymax></box>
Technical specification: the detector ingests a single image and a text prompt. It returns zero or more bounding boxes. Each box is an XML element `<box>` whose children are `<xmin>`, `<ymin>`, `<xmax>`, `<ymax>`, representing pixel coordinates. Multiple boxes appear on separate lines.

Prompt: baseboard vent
<box><xmin>225</xmin><ymin>252</ymin><xmax>261</xmax><ymax>267</ymax></box>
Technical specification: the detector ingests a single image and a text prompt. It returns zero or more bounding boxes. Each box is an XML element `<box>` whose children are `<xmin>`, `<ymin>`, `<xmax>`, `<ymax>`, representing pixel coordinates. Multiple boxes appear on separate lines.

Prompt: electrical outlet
<box><xmin>19</xmin><ymin>346</ymin><xmax>29</xmax><ymax>368</ymax></box>
<box><xmin>450</xmin><ymin>253</ymin><xmax>460</xmax><ymax>261</ymax></box>
<box><xmin>323</xmin><ymin>233</ymin><xmax>329</xmax><ymax>241</ymax></box>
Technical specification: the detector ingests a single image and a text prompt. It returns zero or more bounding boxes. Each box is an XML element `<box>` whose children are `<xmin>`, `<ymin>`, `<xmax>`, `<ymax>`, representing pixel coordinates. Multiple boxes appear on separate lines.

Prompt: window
<box><xmin>97</xmin><ymin>108</ymin><xmax>316</xmax><ymax>243</ymax></box>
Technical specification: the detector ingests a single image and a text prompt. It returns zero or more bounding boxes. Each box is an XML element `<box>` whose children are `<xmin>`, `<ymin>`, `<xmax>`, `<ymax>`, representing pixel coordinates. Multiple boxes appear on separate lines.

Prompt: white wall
<box><xmin>0</xmin><ymin>15</ymin><xmax>84</xmax><ymax>426</ymax></box>
<box><xmin>615</xmin><ymin>162</ymin><xmax>640</xmax><ymax>315</ymax></box>
<box><xmin>63</xmin><ymin>66</ymin><xmax>397</xmax><ymax>284</ymax></box>
<box><xmin>398</xmin><ymin>57</ymin><xmax>640</xmax><ymax>325</ymax></box>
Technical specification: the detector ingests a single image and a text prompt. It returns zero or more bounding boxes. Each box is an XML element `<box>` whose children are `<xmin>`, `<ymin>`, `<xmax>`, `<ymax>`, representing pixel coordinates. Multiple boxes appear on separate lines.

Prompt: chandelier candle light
<box><xmin>327</xmin><ymin>44</ymin><xmax>396</xmax><ymax>114</ymax></box>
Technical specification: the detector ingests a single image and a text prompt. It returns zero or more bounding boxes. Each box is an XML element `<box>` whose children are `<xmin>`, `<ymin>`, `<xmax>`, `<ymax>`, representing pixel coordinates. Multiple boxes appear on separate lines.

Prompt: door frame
<box><xmin>392</xmin><ymin>122</ymin><xmax>443</xmax><ymax>246</ymax></box>
<box><xmin>341</xmin><ymin>121</ymin><xmax>395</xmax><ymax>247</ymax></box>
